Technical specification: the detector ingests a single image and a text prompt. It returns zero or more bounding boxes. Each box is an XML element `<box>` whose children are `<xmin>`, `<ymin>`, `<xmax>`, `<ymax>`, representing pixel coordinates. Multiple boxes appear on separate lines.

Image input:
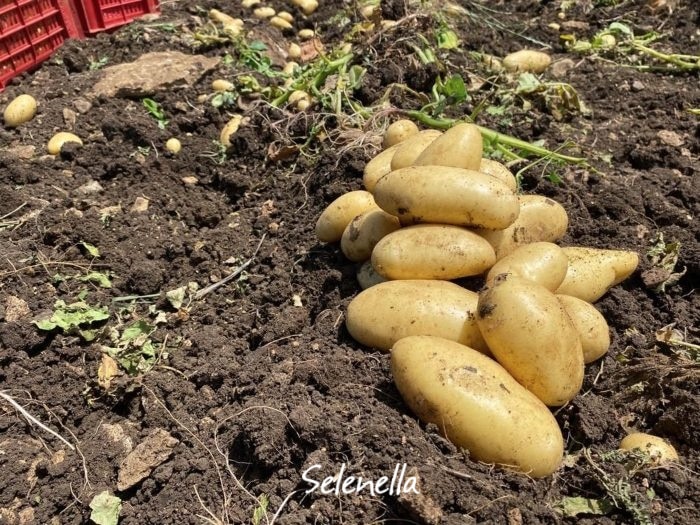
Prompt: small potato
<box><xmin>4</xmin><ymin>94</ymin><xmax>37</xmax><ymax>128</ymax></box>
<box><xmin>288</xmin><ymin>43</ymin><xmax>302</xmax><ymax>59</ymax></box>
<box><xmin>270</xmin><ymin>16</ymin><xmax>293</xmax><ymax>29</ymax></box>
<box><xmin>291</xmin><ymin>0</ymin><xmax>318</xmax><ymax>15</ymax></box>
<box><xmin>241</xmin><ymin>0</ymin><xmax>260</xmax><ymax>7</ymax></box>
<box><xmin>477</xmin><ymin>275</ymin><xmax>584</xmax><ymax>406</ymax></box>
<box><xmin>277</xmin><ymin>11</ymin><xmax>294</xmax><ymax>23</ymax></box>
<box><xmin>211</xmin><ymin>79</ymin><xmax>234</xmax><ymax>92</ymax></box>
<box><xmin>372</xmin><ymin>225</ymin><xmax>496</xmax><ymax>280</ymax></box>
<box><xmin>254</xmin><ymin>7</ymin><xmax>276</xmax><ymax>18</ymax></box>
<box><xmin>340</xmin><ymin>209</ymin><xmax>400</xmax><ymax>262</ymax></box>
<box><xmin>47</xmin><ymin>132</ymin><xmax>82</xmax><ymax>155</ymax></box>
<box><xmin>390</xmin><ymin>130</ymin><xmax>442</xmax><ymax>171</ymax></box>
<box><xmin>383</xmin><ymin>119</ymin><xmax>419</xmax><ymax>149</ymax></box>
<box><xmin>165</xmin><ymin>138</ymin><xmax>182</xmax><ymax>154</ymax></box>
<box><xmin>392</xmin><ymin>336</ymin><xmax>564</xmax><ymax>478</ymax></box>
<box><xmin>556</xmin><ymin>247</ymin><xmax>639</xmax><ymax>302</ymax></box>
<box><xmin>363</xmin><ymin>144</ymin><xmax>399</xmax><ymax>192</ymax></box>
<box><xmin>220</xmin><ymin>114</ymin><xmax>243</xmax><ymax>147</ymax></box>
<box><xmin>503</xmin><ymin>50</ymin><xmax>552</xmax><ymax>73</ymax></box>
<box><xmin>413</xmin><ymin>123</ymin><xmax>483</xmax><ymax>171</ymax></box>
<box><xmin>374</xmin><ymin>166</ymin><xmax>519</xmax><ymax>230</ymax></box>
<box><xmin>480</xmin><ymin>158</ymin><xmax>517</xmax><ymax>192</ymax></box>
<box><xmin>486</xmin><ymin>242</ymin><xmax>568</xmax><ymax>291</ymax></box>
<box><xmin>476</xmin><ymin>195</ymin><xmax>569</xmax><ymax>259</ymax></box>
<box><xmin>619</xmin><ymin>433</ymin><xmax>679</xmax><ymax>465</ymax></box>
<box><xmin>315</xmin><ymin>190</ymin><xmax>378</xmax><ymax>243</ymax></box>
<box><xmin>356</xmin><ymin>260</ymin><xmax>387</xmax><ymax>289</ymax></box>
<box><xmin>298</xmin><ymin>29</ymin><xmax>315</xmax><ymax>39</ymax></box>
<box><xmin>557</xmin><ymin>294</ymin><xmax>610</xmax><ymax>363</ymax></box>
<box><xmin>346</xmin><ymin>280</ymin><xmax>487</xmax><ymax>352</ymax></box>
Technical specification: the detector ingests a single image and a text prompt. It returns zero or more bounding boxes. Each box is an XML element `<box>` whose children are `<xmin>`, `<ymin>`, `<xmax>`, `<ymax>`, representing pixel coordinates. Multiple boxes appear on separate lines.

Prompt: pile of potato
<box><xmin>316</xmin><ymin>120</ymin><xmax>678</xmax><ymax>477</ymax></box>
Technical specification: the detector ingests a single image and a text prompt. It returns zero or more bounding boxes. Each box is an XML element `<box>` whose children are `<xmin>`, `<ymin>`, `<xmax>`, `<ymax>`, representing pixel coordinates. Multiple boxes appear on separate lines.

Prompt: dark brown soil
<box><xmin>0</xmin><ymin>1</ymin><xmax>698</xmax><ymax>524</ymax></box>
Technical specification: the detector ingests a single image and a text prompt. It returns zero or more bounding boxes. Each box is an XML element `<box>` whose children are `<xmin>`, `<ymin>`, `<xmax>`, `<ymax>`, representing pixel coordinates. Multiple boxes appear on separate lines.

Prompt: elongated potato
<box><xmin>392</xmin><ymin>336</ymin><xmax>564</xmax><ymax>477</ymax></box>
<box><xmin>486</xmin><ymin>242</ymin><xmax>568</xmax><ymax>291</ymax></box>
<box><xmin>413</xmin><ymin>123</ymin><xmax>482</xmax><ymax>171</ymax></box>
<box><xmin>346</xmin><ymin>280</ymin><xmax>487</xmax><ymax>352</ymax></box>
<box><xmin>220</xmin><ymin>114</ymin><xmax>243</xmax><ymax>147</ymax></box>
<box><xmin>480</xmin><ymin>158</ymin><xmax>517</xmax><ymax>192</ymax></box>
<box><xmin>340</xmin><ymin>209</ymin><xmax>400</xmax><ymax>262</ymax></box>
<box><xmin>383</xmin><ymin>119</ymin><xmax>419</xmax><ymax>149</ymax></box>
<box><xmin>556</xmin><ymin>247</ymin><xmax>639</xmax><ymax>302</ymax></box>
<box><xmin>374</xmin><ymin>166</ymin><xmax>519</xmax><ymax>230</ymax></box>
<box><xmin>4</xmin><ymin>94</ymin><xmax>37</xmax><ymax>127</ymax></box>
<box><xmin>475</xmin><ymin>195</ymin><xmax>569</xmax><ymax>259</ymax></box>
<box><xmin>503</xmin><ymin>50</ymin><xmax>552</xmax><ymax>73</ymax></box>
<box><xmin>390</xmin><ymin>130</ymin><xmax>442</xmax><ymax>171</ymax></box>
<box><xmin>47</xmin><ymin>132</ymin><xmax>82</xmax><ymax>155</ymax></box>
<box><xmin>557</xmin><ymin>295</ymin><xmax>610</xmax><ymax>363</ymax></box>
<box><xmin>356</xmin><ymin>260</ymin><xmax>387</xmax><ymax>289</ymax></box>
<box><xmin>372</xmin><ymin>225</ymin><xmax>495</xmax><ymax>280</ymax></box>
<box><xmin>315</xmin><ymin>191</ymin><xmax>378</xmax><ymax>243</ymax></box>
<box><xmin>619</xmin><ymin>433</ymin><xmax>679</xmax><ymax>465</ymax></box>
<box><xmin>477</xmin><ymin>275</ymin><xmax>584</xmax><ymax>406</ymax></box>
<box><xmin>363</xmin><ymin>144</ymin><xmax>399</xmax><ymax>192</ymax></box>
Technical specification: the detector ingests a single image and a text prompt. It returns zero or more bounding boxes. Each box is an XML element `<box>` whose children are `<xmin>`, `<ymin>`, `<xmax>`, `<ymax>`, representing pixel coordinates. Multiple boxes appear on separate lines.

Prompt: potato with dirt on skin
<box><xmin>619</xmin><ymin>433</ymin><xmax>679</xmax><ymax>465</ymax></box>
<box><xmin>480</xmin><ymin>158</ymin><xmax>517</xmax><ymax>192</ymax></box>
<box><xmin>476</xmin><ymin>275</ymin><xmax>585</xmax><ymax>406</ymax></box>
<box><xmin>363</xmin><ymin>144</ymin><xmax>400</xmax><ymax>192</ymax></box>
<box><xmin>486</xmin><ymin>242</ymin><xmax>568</xmax><ymax>291</ymax></box>
<box><xmin>372</xmin><ymin>225</ymin><xmax>496</xmax><ymax>280</ymax></box>
<box><xmin>556</xmin><ymin>247</ymin><xmax>639</xmax><ymax>303</ymax></box>
<box><xmin>390</xmin><ymin>129</ymin><xmax>442</xmax><ymax>171</ymax></box>
<box><xmin>47</xmin><ymin>132</ymin><xmax>82</xmax><ymax>155</ymax></box>
<box><xmin>356</xmin><ymin>260</ymin><xmax>387</xmax><ymax>289</ymax></box>
<box><xmin>4</xmin><ymin>94</ymin><xmax>37</xmax><ymax>128</ymax></box>
<box><xmin>391</xmin><ymin>335</ymin><xmax>564</xmax><ymax>478</ymax></box>
<box><xmin>340</xmin><ymin>209</ymin><xmax>400</xmax><ymax>262</ymax></box>
<box><xmin>383</xmin><ymin>119</ymin><xmax>419</xmax><ymax>149</ymax></box>
<box><xmin>220</xmin><ymin>114</ymin><xmax>243</xmax><ymax>147</ymax></box>
<box><xmin>557</xmin><ymin>294</ymin><xmax>610</xmax><ymax>363</ymax></box>
<box><xmin>374</xmin><ymin>165</ymin><xmax>519</xmax><ymax>230</ymax></box>
<box><xmin>413</xmin><ymin>123</ymin><xmax>483</xmax><ymax>171</ymax></box>
<box><xmin>503</xmin><ymin>50</ymin><xmax>552</xmax><ymax>73</ymax></box>
<box><xmin>315</xmin><ymin>190</ymin><xmax>378</xmax><ymax>243</ymax></box>
<box><xmin>346</xmin><ymin>280</ymin><xmax>487</xmax><ymax>352</ymax></box>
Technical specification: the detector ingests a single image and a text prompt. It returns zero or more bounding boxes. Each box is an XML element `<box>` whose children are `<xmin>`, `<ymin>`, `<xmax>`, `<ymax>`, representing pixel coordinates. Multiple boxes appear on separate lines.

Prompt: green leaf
<box><xmin>608</xmin><ymin>22</ymin><xmax>633</xmax><ymax>37</ymax></box>
<box><xmin>437</xmin><ymin>29</ymin><xmax>459</xmax><ymax>49</ymax></box>
<box><xmin>249</xmin><ymin>41</ymin><xmax>267</xmax><ymax>52</ymax></box>
<box><xmin>80</xmin><ymin>242</ymin><xmax>101</xmax><ymax>258</ymax></box>
<box><xmin>442</xmin><ymin>74</ymin><xmax>467</xmax><ymax>103</ymax></box>
<box><xmin>121</xmin><ymin>320</ymin><xmax>154</xmax><ymax>343</ymax></box>
<box><xmin>80</xmin><ymin>272</ymin><xmax>112</xmax><ymax>288</ymax></box>
<box><xmin>33</xmin><ymin>300</ymin><xmax>109</xmax><ymax>336</ymax></box>
<box><xmin>165</xmin><ymin>287</ymin><xmax>186</xmax><ymax>309</ymax></box>
<box><xmin>89</xmin><ymin>491</ymin><xmax>121</xmax><ymax>525</ymax></box>
<box><xmin>252</xmin><ymin>494</ymin><xmax>269</xmax><ymax>525</ymax></box>
<box><xmin>35</xmin><ymin>319</ymin><xmax>58</xmax><ymax>331</ymax></box>
<box><xmin>556</xmin><ymin>496</ymin><xmax>614</xmax><ymax>517</ymax></box>
<box><xmin>516</xmin><ymin>73</ymin><xmax>541</xmax><ymax>93</ymax></box>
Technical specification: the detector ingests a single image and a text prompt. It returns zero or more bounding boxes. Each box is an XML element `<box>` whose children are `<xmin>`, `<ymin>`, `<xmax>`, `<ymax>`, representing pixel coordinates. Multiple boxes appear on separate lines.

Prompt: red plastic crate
<box><xmin>74</xmin><ymin>0</ymin><xmax>158</xmax><ymax>34</ymax></box>
<box><xmin>0</xmin><ymin>0</ymin><xmax>83</xmax><ymax>89</ymax></box>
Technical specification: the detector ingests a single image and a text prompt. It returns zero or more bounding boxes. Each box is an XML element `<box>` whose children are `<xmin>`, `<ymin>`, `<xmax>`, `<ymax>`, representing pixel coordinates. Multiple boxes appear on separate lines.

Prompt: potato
<box><xmin>356</xmin><ymin>260</ymin><xmax>387</xmax><ymax>289</ymax></box>
<box><xmin>555</xmin><ymin>247</ymin><xmax>639</xmax><ymax>302</ymax></box>
<box><xmin>242</xmin><ymin>0</ymin><xmax>260</xmax><ymax>7</ymax></box>
<box><xmin>288</xmin><ymin>43</ymin><xmax>302</xmax><ymax>59</ymax></box>
<box><xmin>315</xmin><ymin>190</ymin><xmax>378</xmax><ymax>242</ymax></box>
<box><xmin>47</xmin><ymin>132</ymin><xmax>82</xmax><ymax>155</ymax></box>
<box><xmin>165</xmin><ymin>138</ymin><xmax>182</xmax><ymax>154</ymax></box>
<box><xmin>220</xmin><ymin>114</ymin><xmax>243</xmax><ymax>147</ymax></box>
<box><xmin>557</xmin><ymin>295</ymin><xmax>610</xmax><ymax>363</ymax></box>
<box><xmin>298</xmin><ymin>29</ymin><xmax>315</xmax><ymax>39</ymax></box>
<box><xmin>346</xmin><ymin>280</ymin><xmax>487</xmax><ymax>352</ymax></box>
<box><xmin>270</xmin><ymin>16</ymin><xmax>293</xmax><ymax>29</ymax></box>
<box><xmin>390</xmin><ymin>130</ymin><xmax>442</xmax><ymax>171</ymax></box>
<box><xmin>383</xmin><ymin>119</ymin><xmax>419</xmax><ymax>149</ymax></box>
<box><xmin>391</xmin><ymin>336</ymin><xmax>564</xmax><ymax>477</ymax></box>
<box><xmin>291</xmin><ymin>0</ymin><xmax>318</xmax><ymax>15</ymax></box>
<box><xmin>477</xmin><ymin>275</ymin><xmax>584</xmax><ymax>406</ymax></box>
<box><xmin>363</xmin><ymin>144</ymin><xmax>399</xmax><ymax>192</ymax></box>
<box><xmin>413</xmin><ymin>123</ymin><xmax>482</xmax><ymax>171</ymax></box>
<box><xmin>211</xmin><ymin>79</ymin><xmax>234</xmax><ymax>92</ymax></box>
<box><xmin>254</xmin><ymin>7</ymin><xmax>276</xmax><ymax>18</ymax></box>
<box><xmin>4</xmin><ymin>94</ymin><xmax>37</xmax><ymax>128</ymax></box>
<box><xmin>372</xmin><ymin>225</ymin><xmax>496</xmax><ymax>280</ymax></box>
<box><xmin>619</xmin><ymin>433</ymin><xmax>679</xmax><ymax>465</ymax></box>
<box><xmin>476</xmin><ymin>195</ymin><xmax>569</xmax><ymax>259</ymax></box>
<box><xmin>503</xmin><ymin>50</ymin><xmax>552</xmax><ymax>73</ymax></box>
<box><xmin>340</xmin><ymin>209</ymin><xmax>400</xmax><ymax>262</ymax></box>
<box><xmin>486</xmin><ymin>242</ymin><xmax>568</xmax><ymax>291</ymax></box>
<box><xmin>480</xmin><ymin>158</ymin><xmax>517</xmax><ymax>192</ymax></box>
<box><xmin>374</xmin><ymin>166</ymin><xmax>519</xmax><ymax>230</ymax></box>
<box><xmin>277</xmin><ymin>11</ymin><xmax>294</xmax><ymax>23</ymax></box>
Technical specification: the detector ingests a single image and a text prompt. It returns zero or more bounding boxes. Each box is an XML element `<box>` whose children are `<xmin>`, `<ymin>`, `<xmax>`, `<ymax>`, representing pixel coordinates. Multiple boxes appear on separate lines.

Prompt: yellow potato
<box><xmin>486</xmin><ymin>242</ymin><xmax>568</xmax><ymax>291</ymax></box>
<box><xmin>211</xmin><ymin>79</ymin><xmax>234</xmax><ymax>92</ymax></box>
<box><xmin>315</xmin><ymin>190</ymin><xmax>378</xmax><ymax>243</ymax></box>
<box><xmin>391</xmin><ymin>336</ymin><xmax>564</xmax><ymax>477</ymax></box>
<box><xmin>346</xmin><ymin>280</ymin><xmax>487</xmax><ymax>352</ymax></box>
<box><xmin>480</xmin><ymin>158</ymin><xmax>517</xmax><ymax>192</ymax></box>
<box><xmin>270</xmin><ymin>16</ymin><xmax>293</xmax><ymax>29</ymax></box>
<box><xmin>374</xmin><ymin>166</ymin><xmax>519</xmax><ymax>230</ymax></box>
<box><xmin>340</xmin><ymin>209</ymin><xmax>400</xmax><ymax>262</ymax></box>
<box><xmin>47</xmin><ymin>132</ymin><xmax>82</xmax><ymax>155</ymax></box>
<box><xmin>363</xmin><ymin>144</ymin><xmax>399</xmax><ymax>192</ymax></box>
<box><xmin>291</xmin><ymin>0</ymin><xmax>318</xmax><ymax>15</ymax></box>
<box><xmin>383</xmin><ymin>119</ymin><xmax>419</xmax><ymax>149</ymax></box>
<box><xmin>390</xmin><ymin>130</ymin><xmax>442</xmax><ymax>171</ymax></box>
<box><xmin>254</xmin><ymin>7</ymin><xmax>276</xmax><ymax>18</ymax></box>
<box><xmin>557</xmin><ymin>295</ymin><xmax>610</xmax><ymax>363</ymax></box>
<box><xmin>277</xmin><ymin>11</ymin><xmax>294</xmax><ymax>23</ymax></box>
<box><xmin>413</xmin><ymin>123</ymin><xmax>482</xmax><ymax>171</ymax></box>
<box><xmin>165</xmin><ymin>138</ymin><xmax>182</xmax><ymax>154</ymax></box>
<box><xmin>619</xmin><ymin>433</ymin><xmax>679</xmax><ymax>465</ymax></box>
<box><xmin>476</xmin><ymin>275</ymin><xmax>584</xmax><ymax>406</ymax></box>
<box><xmin>220</xmin><ymin>114</ymin><xmax>243</xmax><ymax>147</ymax></box>
<box><xmin>476</xmin><ymin>195</ymin><xmax>569</xmax><ymax>259</ymax></box>
<box><xmin>356</xmin><ymin>261</ymin><xmax>387</xmax><ymax>289</ymax></box>
<box><xmin>556</xmin><ymin>247</ymin><xmax>639</xmax><ymax>302</ymax></box>
<box><xmin>372</xmin><ymin>225</ymin><xmax>496</xmax><ymax>280</ymax></box>
<box><xmin>4</xmin><ymin>94</ymin><xmax>37</xmax><ymax>128</ymax></box>
<box><xmin>503</xmin><ymin>50</ymin><xmax>552</xmax><ymax>73</ymax></box>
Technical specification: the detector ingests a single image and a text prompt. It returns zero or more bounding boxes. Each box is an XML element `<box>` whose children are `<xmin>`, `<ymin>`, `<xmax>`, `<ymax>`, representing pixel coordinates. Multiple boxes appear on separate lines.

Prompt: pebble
<box><xmin>632</xmin><ymin>80</ymin><xmax>645</xmax><ymax>91</ymax></box>
<box><xmin>131</xmin><ymin>196</ymin><xmax>150</xmax><ymax>213</ymax></box>
<box><xmin>76</xmin><ymin>180</ymin><xmax>104</xmax><ymax>194</ymax></box>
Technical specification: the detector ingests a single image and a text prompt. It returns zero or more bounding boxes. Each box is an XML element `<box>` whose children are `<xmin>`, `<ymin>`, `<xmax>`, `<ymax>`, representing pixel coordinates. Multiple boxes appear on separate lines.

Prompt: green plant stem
<box><xmin>631</xmin><ymin>43</ymin><xmax>700</xmax><ymax>70</ymax></box>
<box><xmin>271</xmin><ymin>54</ymin><xmax>354</xmax><ymax>107</ymax></box>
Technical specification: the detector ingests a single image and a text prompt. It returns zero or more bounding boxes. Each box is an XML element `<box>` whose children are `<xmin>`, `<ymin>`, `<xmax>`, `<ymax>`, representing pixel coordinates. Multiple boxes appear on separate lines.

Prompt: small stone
<box><xmin>268</xmin><ymin>221</ymin><xmax>280</xmax><ymax>233</ymax></box>
<box><xmin>61</xmin><ymin>170</ymin><xmax>74</xmax><ymax>177</ymax></box>
<box><xmin>73</xmin><ymin>98</ymin><xmax>92</xmax><ymax>114</ymax></box>
<box><xmin>561</xmin><ymin>20</ymin><xmax>589</xmax><ymax>31</ymax></box>
<box><xmin>550</xmin><ymin>58</ymin><xmax>575</xmax><ymax>78</ymax></box>
<box><xmin>64</xmin><ymin>208</ymin><xmax>83</xmax><ymax>219</ymax></box>
<box><xmin>4</xmin><ymin>296</ymin><xmax>30</xmax><ymax>322</ymax></box>
<box><xmin>6</xmin><ymin>145</ymin><xmax>36</xmax><ymax>160</ymax></box>
<box><xmin>632</xmin><ymin>80</ymin><xmax>645</xmax><ymax>91</ymax></box>
<box><xmin>99</xmin><ymin>204</ymin><xmax>122</xmax><ymax>218</ymax></box>
<box><xmin>133</xmin><ymin>152</ymin><xmax>147</xmax><ymax>165</ymax></box>
<box><xmin>76</xmin><ymin>180</ymin><xmax>104</xmax><ymax>195</ymax></box>
<box><xmin>117</xmin><ymin>429</ymin><xmax>178</xmax><ymax>490</ymax></box>
<box><xmin>181</xmin><ymin>176</ymin><xmax>198</xmax><ymax>185</ymax></box>
<box><xmin>657</xmin><ymin>130</ymin><xmax>684</xmax><ymax>147</ymax></box>
<box><xmin>131</xmin><ymin>196</ymin><xmax>150</xmax><ymax>213</ymax></box>
<box><xmin>62</xmin><ymin>108</ymin><xmax>77</xmax><ymax>130</ymax></box>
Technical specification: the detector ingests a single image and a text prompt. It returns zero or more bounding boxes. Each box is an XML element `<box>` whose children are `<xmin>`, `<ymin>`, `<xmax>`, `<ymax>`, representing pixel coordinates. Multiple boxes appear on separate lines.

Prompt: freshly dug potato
<box><xmin>476</xmin><ymin>195</ymin><xmax>569</xmax><ymax>259</ymax></box>
<box><xmin>383</xmin><ymin>119</ymin><xmax>419</xmax><ymax>149</ymax></box>
<box><xmin>270</xmin><ymin>16</ymin><xmax>293</xmax><ymax>29</ymax></box>
<box><xmin>47</xmin><ymin>132</ymin><xmax>82</xmax><ymax>155</ymax></box>
<box><xmin>254</xmin><ymin>6</ymin><xmax>276</xmax><ymax>18</ymax></box>
<box><xmin>619</xmin><ymin>433</ymin><xmax>679</xmax><ymax>465</ymax></box>
<box><xmin>557</xmin><ymin>295</ymin><xmax>610</xmax><ymax>363</ymax></box>
<box><xmin>356</xmin><ymin>260</ymin><xmax>387</xmax><ymax>289</ymax></box>
<box><xmin>346</xmin><ymin>280</ymin><xmax>487</xmax><ymax>352</ymax></box>
<box><xmin>315</xmin><ymin>190</ymin><xmax>378</xmax><ymax>242</ymax></box>
<box><xmin>556</xmin><ymin>247</ymin><xmax>639</xmax><ymax>302</ymax></box>
<box><xmin>220</xmin><ymin>114</ymin><xmax>243</xmax><ymax>147</ymax></box>
<box><xmin>291</xmin><ymin>0</ymin><xmax>318</xmax><ymax>15</ymax></box>
<box><xmin>476</xmin><ymin>275</ymin><xmax>585</xmax><ymax>406</ymax></box>
<box><xmin>4</xmin><ymin>94</ymin><xmax>37</xmax><ymax>127</ymax></box>
<box><xmin>392</xmin><ymin>336</ymin><xmax>564</xmax><ymax>477</ymax></box>
<box><xmin>372</xmin><ymin>225</ymin><xmax>496</xmax><ymax>280</ymax></box>
<box><xmin>413</xmin><ymin>123</ymin><xmax>482</xmax><ymax>171</ymax></box>
<box><xmin>363</xmin><ymin>144</ymin><xmax>399</xmax><ymax>192</ymax></box>
<box><xmin>503</xmin><ymin>50</ymin><xmax>552</xmax><ymax>73</ymax></box>
<box><xmin>340</xmin><ymin>209</ymin><xmax>400</xmax><ymax>262</ymax></box>
<box><xmin>390</xmin><ymin>130</ymin><xmax>442</xmax><ymax>171</ymax></box>
<box><xmin>486</xmin><ymin>242</ymin><xmax>568</xmax><ymax>291</ymax></box>
<box><xmin>211</xmin><ymin>79</ymin><xmax>234</xmax><ymax>92</ymax></box>
<box><xmin>165</xmin><ymin>138</ymin><xmax>182</xmax><ymax>154</ymax></box>
<box><xmin>374</xmin><ymin>166</ymin><xmax>519</xmax><ymax>230</ymax></box>
<box><xmin>480</xmin><ymin>158</ymin><xmax>517</xmax><ymax>192</ymax></box>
